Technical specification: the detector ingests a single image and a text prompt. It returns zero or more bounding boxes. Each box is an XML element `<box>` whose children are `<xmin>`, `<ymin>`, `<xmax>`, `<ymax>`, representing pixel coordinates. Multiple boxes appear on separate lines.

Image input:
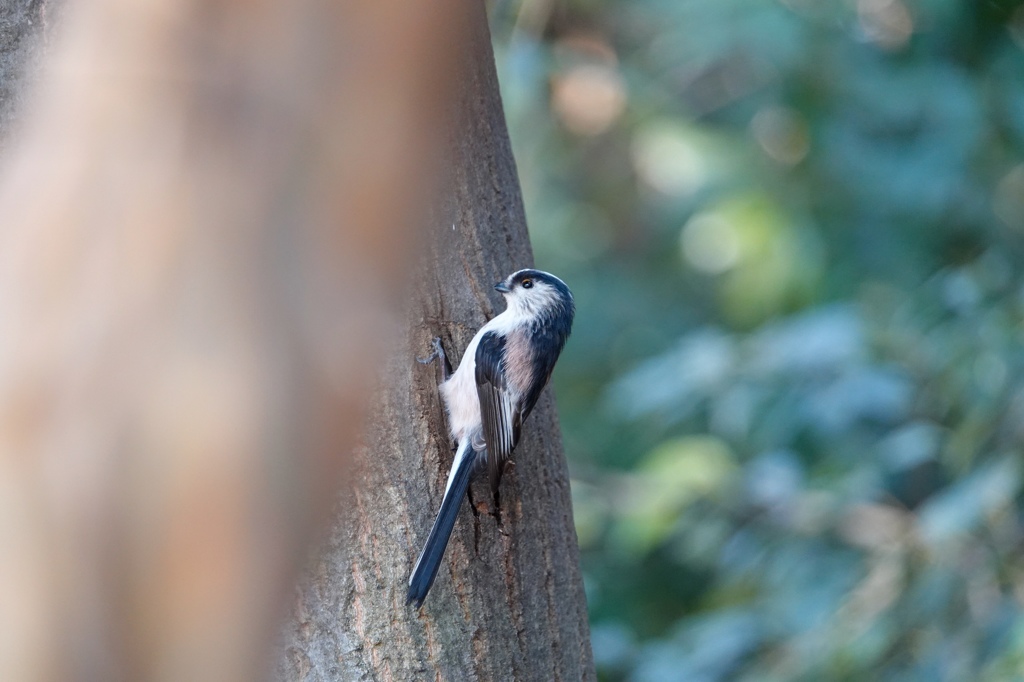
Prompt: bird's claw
<box><xmin>417</xmin><ymin>337</ymin><xmax>444</xmax><ymax>365</ymax></box>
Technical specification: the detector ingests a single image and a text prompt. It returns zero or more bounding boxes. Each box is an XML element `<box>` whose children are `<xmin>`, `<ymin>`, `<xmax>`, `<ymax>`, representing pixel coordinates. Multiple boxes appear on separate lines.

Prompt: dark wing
<box><xmin>475</xmin><ymin>331</ymin><xmax>523</xmax><ymax>494</ymax></box>
<box><xmin>518</xmin><ymin>321</ymin><xmax>567</xmax><ymax>423</ymax></box>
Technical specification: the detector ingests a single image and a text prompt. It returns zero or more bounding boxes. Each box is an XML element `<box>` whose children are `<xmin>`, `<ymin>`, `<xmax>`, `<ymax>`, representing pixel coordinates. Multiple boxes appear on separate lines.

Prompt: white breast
<box><xmin>438</xmin><ymin>309</ymin><xmax>523</xmax><ymax>449</ymax></box>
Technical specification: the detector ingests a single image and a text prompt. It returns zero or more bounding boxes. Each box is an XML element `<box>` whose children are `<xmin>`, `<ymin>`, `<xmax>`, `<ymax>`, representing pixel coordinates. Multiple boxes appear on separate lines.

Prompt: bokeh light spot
<box><xmin>750</xmin><ymin>106</ymin><xmax>809</xmax><ymax>165</ymax></box>
<box><xmin>552</xmin><ymin>63</ymin><xmax>626</xmax><ymax>136</ymax></box>
<box><xmin>857</xmin><ymin>0</ymin><xmax>914</xmax><ymax>51</ymax></box>
<box><xmin>632</xmin><ymin>124</ymin><xmax>708</xmax><ymax>196</ymax></box>
<box><xmin>681</xmin><ymin>212</ymin><xmax>741</xmax><ymax>274</ymax></box>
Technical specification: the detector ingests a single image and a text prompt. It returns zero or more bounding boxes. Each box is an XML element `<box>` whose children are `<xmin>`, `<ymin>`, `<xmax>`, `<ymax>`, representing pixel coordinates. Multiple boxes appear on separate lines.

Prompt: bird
<box><xmin>408</xmin><ymin>268</ymin><xmax>575</xmax><ymax>607</ymax></box>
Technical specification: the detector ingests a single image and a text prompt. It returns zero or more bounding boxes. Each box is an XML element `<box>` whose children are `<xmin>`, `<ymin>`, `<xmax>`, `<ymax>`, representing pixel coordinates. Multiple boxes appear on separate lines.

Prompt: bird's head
<box><xmin>494</xmin><ymin>269</ymin><xmax>574</xmax><ymax>319</ymax></box>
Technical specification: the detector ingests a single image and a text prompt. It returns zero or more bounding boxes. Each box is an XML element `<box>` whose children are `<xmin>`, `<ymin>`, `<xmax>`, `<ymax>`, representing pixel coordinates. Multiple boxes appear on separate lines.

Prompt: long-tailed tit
<box><xmin>408</xmin><ymin>269</ymin><xmax>575</xmax><ymax>607</ymax></box>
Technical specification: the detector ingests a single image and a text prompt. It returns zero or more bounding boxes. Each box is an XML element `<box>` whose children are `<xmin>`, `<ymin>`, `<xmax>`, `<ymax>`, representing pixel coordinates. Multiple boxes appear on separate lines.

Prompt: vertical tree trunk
<box><xmin>0</xmin><ymin>0</ymin><xmax>55</xmax><ymax>145</ymax></box>
<box><xmin>278</xmin><ymin>4</ymin><xmax>595</xmax><ymax>681</ymax></box>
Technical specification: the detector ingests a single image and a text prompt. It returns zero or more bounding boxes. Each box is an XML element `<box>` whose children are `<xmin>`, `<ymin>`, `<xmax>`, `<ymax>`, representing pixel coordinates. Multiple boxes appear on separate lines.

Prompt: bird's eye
<box><xmin>522</xmin><ymin>279</ymin><xmax>533</xmax><ymax>289</ymax></box>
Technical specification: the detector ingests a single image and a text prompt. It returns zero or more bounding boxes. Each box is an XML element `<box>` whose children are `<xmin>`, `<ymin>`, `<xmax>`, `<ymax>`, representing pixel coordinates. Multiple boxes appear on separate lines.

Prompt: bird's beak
<box><xmin>494</xmin><ymin>281</ymin><xmax>512</xmax><ymax>293</ymax></box>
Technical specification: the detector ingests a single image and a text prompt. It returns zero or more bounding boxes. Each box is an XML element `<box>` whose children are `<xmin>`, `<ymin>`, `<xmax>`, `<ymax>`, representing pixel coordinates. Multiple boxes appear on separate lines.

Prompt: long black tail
<box><xmin>407</xmin><ymin>441</ymin><xmax>475</xmax><ymax>607</ymax></box>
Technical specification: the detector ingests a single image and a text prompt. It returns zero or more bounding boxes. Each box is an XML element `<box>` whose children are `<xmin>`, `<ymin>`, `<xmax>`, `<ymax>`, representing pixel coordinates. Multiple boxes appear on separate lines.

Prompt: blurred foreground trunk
<box><xmin>0</xmin><ymin>0</ymin><xmax>462</xmax><ymax>680</ymax></box>
<box><xmin>277</xmin><ymin>4</ymin><xmax>595</xmax><ymax>680</ymax></box>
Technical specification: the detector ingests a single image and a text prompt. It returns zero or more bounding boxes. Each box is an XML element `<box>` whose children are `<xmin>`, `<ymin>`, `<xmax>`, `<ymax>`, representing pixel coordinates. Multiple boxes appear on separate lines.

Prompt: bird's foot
<box><xmin>417</xmin><ymin>336</ymin><xmax>452</xmax><ymax>381</ymax></box>
<box><xmin>416</xmin><ymin>337</ymin><xmax>445</xmax><ymax>365</ymax></box>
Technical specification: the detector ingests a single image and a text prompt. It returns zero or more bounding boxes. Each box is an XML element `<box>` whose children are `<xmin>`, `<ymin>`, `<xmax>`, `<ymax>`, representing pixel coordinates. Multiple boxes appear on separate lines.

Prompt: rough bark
<box><xmin>0</xmin><ymin>0</ymin><xmax>55</xmax><ymax>145</ymax></box>
<box><xmin>278</xmin><ymin>4</ymin><xmax>595</xmax><ymax>681</ymax></box>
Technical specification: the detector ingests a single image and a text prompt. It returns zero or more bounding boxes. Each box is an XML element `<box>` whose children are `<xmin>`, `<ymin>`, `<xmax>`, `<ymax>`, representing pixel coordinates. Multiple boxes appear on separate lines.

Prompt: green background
<box><xmin>490</xmin><ymin>0</ymin><xmax>1024</xmax><ymax>679</ymax></box>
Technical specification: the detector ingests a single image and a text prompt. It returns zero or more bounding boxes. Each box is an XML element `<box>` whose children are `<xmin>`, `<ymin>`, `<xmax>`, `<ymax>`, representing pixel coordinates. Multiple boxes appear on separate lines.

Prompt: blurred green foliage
<box><xmin>490</xmin><ymin>0</ymin><xmax>1024</xmax><ymax>679</ymax></box>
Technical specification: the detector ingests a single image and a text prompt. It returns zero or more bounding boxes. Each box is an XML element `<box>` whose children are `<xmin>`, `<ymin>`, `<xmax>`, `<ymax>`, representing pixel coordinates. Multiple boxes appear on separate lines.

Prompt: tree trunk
<box><xmin>278</xmin><ymin>4</ymin><xmax>595</xmax><ymax>681</ymax></box>
<box><xmin>0</xmin><ymin>0</ymin><xmax>55</xmax><ymax>145</ymax></box>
